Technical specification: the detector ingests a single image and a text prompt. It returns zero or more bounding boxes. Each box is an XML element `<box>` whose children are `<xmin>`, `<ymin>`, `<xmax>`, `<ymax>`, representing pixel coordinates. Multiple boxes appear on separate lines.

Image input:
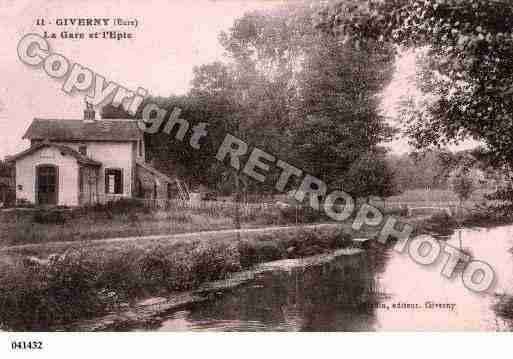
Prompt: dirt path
<box><xmin>0</xmin><ymin>222</ymin><xmax>343</xmax><ymax>253</ymax></box>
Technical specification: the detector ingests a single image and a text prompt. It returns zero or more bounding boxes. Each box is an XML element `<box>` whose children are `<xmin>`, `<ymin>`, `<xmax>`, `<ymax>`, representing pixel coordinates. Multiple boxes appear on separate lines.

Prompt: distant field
<box><xmin>384</xmin><ymin>188</ymin><xmax>491</xmax><ymax>205</ymax></box>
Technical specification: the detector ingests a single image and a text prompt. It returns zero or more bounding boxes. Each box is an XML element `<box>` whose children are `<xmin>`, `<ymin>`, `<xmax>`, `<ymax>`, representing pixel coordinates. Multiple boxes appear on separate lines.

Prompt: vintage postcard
<box><xmin>1</xmin><ymin>0</ymin><xmax>513</xmax><ymax>347</ymax></box>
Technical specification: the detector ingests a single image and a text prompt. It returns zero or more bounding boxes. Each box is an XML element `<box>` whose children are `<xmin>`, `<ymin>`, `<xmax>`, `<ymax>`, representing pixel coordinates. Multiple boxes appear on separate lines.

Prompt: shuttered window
<box><xmin>105</xmin><ymin>168</ymin><xmax>123</xmax><ymax>194</ymax></box>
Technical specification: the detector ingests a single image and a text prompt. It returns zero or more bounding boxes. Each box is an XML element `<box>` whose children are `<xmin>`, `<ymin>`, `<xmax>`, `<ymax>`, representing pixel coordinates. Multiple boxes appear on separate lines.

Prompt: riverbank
<box><xmin>1</xmin><ymin>206</ymin><xmax>510</xmax><ymax>331</ymax></box>
<box><xmin>0</xmin><ymin>223</ymin><xmax>363</xmax><ymax>330</ymax></box>
<box><xmin>410</xmin><ymin>208</ymin><xmax>513</xmax><ymax>238</ymax></box>
<box><xmin>51</xmin><ymin>247</ymin><xmax>366</xmax><ymax>331</ymax></box>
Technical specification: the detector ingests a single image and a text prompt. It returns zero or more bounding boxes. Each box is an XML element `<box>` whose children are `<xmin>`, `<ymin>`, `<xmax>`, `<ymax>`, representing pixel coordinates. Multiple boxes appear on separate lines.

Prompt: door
<box><xmin>36</xmin><ymin>165</ymin><xmax>58</xmax><ymax>205</ymax></box>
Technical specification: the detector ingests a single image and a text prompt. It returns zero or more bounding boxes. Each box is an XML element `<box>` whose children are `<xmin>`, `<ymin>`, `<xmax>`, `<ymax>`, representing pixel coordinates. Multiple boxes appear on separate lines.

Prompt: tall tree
<box><xmin>291</xmin><ymin>33</ymin><xmax>395</xmax><ymax>184</ymax></box>
<box><xmin>101</xmin><ymin>95</ymin><xmax>227</xmax><ymax>190</ymax></box>
<box><xmin>213</xmin><ymin>3</ymin><xmax>396</xmax><ymax>193</ymax></box>
<box><xmin>343</xmin><ymin>148</ymin><xmax>398</xmax><ymax>200</ymax></box>
<box><xmin>318</xmin><ymin>0</ymin><xmax>513</xmax><ymax>173</ymax></box>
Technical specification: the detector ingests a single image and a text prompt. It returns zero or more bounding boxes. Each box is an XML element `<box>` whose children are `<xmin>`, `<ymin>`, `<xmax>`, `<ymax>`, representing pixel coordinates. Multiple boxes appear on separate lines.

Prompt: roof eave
<box><xmin>7</xmin><ymin>143</ymin><xmax>102</xmax><ymax>167</ymax></box>
<box><xmin>22</xmin><ymin>136</ymin><xmax>141</xmax><ymax>142</ymax></box>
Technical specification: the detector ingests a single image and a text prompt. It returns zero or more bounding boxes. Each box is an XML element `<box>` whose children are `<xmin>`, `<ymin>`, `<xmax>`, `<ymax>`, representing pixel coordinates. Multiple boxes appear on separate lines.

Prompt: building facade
<box><xmin>8</xmin><ymin>106</ymin><xmax>188</xmax><ymax>206</ymax></box>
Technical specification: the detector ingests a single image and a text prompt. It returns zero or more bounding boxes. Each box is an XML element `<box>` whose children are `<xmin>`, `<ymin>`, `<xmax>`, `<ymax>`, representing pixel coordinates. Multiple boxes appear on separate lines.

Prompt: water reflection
<box><xmin>152</xmin><ymin>225</ymin><xmax>513</xmax><ymax>331</ymax></box>
<box><xmin>375</xmin><ymin>225</ymin><xmax>513</xmax><ymax>331</ymax></box>
<box><xmin>155</xmin><ymin>247</ymin><xmax>388</xmax><ymax>331</ymax></box>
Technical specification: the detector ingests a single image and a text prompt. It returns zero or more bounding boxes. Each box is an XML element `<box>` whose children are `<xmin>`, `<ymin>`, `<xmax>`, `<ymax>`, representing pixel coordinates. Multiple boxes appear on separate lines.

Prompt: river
<box><xmin>144</xmin><ymin>225</ymin><xmax>513</xmax><ymax>331</ymax></box>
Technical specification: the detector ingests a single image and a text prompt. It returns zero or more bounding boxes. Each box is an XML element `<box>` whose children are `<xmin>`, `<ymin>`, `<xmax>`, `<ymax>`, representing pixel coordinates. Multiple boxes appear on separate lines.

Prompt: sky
<box><xmin>0</xmin><ymin>0</ymin><xmax>477</xmax><ymax>160</ymax></box>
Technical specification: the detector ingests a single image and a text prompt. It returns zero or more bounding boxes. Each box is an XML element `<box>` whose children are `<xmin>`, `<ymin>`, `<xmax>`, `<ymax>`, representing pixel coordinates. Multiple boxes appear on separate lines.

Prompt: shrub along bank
<box><xmin>0</xmin><ymin>225</ymin><xmax>354</xmax><ymax>330</ymax></box>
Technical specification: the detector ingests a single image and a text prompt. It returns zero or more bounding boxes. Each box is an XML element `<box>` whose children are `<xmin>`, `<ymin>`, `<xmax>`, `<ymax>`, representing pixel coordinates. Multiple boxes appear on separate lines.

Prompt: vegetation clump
<box><xmin>0</xmin><ymin>226</ymin><xmax>354</xmax><ymax>330</ymax></box>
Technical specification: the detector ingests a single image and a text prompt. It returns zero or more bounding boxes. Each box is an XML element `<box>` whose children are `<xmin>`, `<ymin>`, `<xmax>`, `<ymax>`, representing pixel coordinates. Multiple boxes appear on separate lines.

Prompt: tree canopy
<box><xmin>317</xmin><ymin>0</ymin><xmax>513</xmax><ymax>171</ymax></box>
<box><xmin>195</xmin><ymin>3</ymin><xmax>397</xmax><ymax>196</ymax></box>
<box><xmin>103</xmin><ymin>2</ymin><xmax>399</xmax><ymax>198</ymax></box>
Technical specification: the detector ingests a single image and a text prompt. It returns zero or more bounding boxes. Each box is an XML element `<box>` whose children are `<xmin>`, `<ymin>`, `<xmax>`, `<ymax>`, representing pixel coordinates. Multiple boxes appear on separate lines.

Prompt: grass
<box><xmin>2</xmin><ymin>191</ymin><xmax>507</xmax><ymax>330</ymax></box>
<box><xmin>0</xmin><ymin>212</ymin><xmax>233</xmax><ymax>247</ymax></box>
<box><xmin>0</xmin><ymin>199</ymin><xmax>336</xmax><ymax>247</ymax></box>
<box><xmin>0</xmin><ymin>225</ymin><xmax>357</xmax><ymax>330</ymax></box>
<box><xmin>2</xmin><ymin>189</ymin><xmax>487</xmax><ymax>247</ymax></box>
<box><xmin>385</xmin><ymin>188</ymin><xmax>490</xmax><ymax>204</ymax></box>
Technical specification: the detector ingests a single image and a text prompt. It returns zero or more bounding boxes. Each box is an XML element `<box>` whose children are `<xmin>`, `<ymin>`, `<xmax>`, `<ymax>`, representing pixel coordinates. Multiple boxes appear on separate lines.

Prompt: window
<box><xmin>138</xmin><ymin>140</ymin><xmax>143</xmax><ymax>157</ymax></box>
<box><xmin>78</xmin><ymin>145</ymin><xmax>87</xmax><ymax>156</ymax></box>
<box><xmin>167</xmin><ymin>183</ymin><xmax>173</xmax><ymax>199</ymax></box>
<box><xmin>105</xmin><ymin>168</ymin><xmax>123</xmax><ymax>194</ymax></box>
<box><xmin>79</xmin><ymin>168</ymin><xmax>83</xmax><ymax>193</ymax></box>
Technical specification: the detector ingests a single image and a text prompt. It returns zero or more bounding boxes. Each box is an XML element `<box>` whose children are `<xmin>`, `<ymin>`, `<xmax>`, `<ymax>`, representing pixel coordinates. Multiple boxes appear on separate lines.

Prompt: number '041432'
<box><xmin>11</xmin><ymin>341</ymin><xmax>43</xmax><ymax>350</ymax></box>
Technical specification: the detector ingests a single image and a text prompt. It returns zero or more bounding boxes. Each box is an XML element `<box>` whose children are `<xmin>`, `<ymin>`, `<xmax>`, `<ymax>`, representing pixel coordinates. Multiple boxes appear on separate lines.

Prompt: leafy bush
<box><xmin>16</xmin><ymin>198</ymin><xmax>35</xmax><ymax>208</ymax></box>
<box><xmin>95</xmin><ymin>252</ymin><xmax>144</xmax><ymax>300</ymax></box>
<box><xmin>34</xmin><ymin>209</ymin><xmax>66</xmax><ymax>225</ymax></box>
<box><xmin>238</xmin><ymin>241</ymin><xmax>287</xmax><ymax>268</ymax></box>
<box><xmin>414</xmin><ymin>212</ymin><xmax>459</xmax><ymax>237</ymax></box>
<box><xmin>191</xmin><ymin>243</ymin><xmax>241</xmax><ymax>285</ymax></box>
<box><xmin>494</xmin><ymin>295</ymin><xmax>513</xmax><ymax>321</ymax></box>
<box><xmin>238</xmin><ymin>227</ymin><xmax>353</xmax><ymax>267</ymax></box>
<box><xmin>483</xmin><ymin>185</ymin><xmax>513</xmax><ymax>221</ymax></box>
<box><xmin>0</xmin><ymin>251</ymin><xmax>103</xmax><ymax>330</ymax></box>
<box><xmin>137</xmin><ymin>251</ymin><xmax>178</xmax><ymax>292</ymax></box>
<box><xmin>383</xmin><ymin>206</ymin><xmax>408</xmax><ymax>217</ymax></box>
<box><xmin>278</xmin><ymin>205</ymin><xmax>325</xmax><ymax>224</ymax></box>
<box><xmin>451</xmin><ymin>172</ymin><xmax>476</xmax><ymax>204</ymax></box>
<box><xmin>87</xmin><ymin>198</ymin><xmax>149</xmax><ymax>215</ymax></box>
<box><xmin>285</xmin><ymin>228</ymin><xmax>352</xmax><ymax>257</ymax></box>
<box><xmin>135</xmin><ymin>246</ymin><xmax>197</xmax><ymax>293</ymax></box>
<box><xmin>0</xmin><ymin>225</ymin><xmax>354</xmax><ymax>329</ymax></box>
<box><xmin>0</xmin><ymin>186</ymin><xmax>15</xmax><ymax>208</ymax></box>
<box><xmin>427</xmin><ymin>212</ymin><xmax>458</xmax><ymax>227</ymax></box>
<box><xmin>169</xmin><ymin>212</ymin><xmax>192</xmax><ymax>223</ymax></box>
<box><xmin>0</xmin><ymin>241</ymin><xmax>243</xmax><ymax>329</ymax></box>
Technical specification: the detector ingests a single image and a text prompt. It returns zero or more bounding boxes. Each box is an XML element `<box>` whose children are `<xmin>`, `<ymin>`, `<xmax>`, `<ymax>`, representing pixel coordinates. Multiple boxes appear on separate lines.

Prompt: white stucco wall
<box><xmin>56</xmin><ymin>141</ymin><xmax>135</xmax><ymax>197</ymax></box>
<box><xmin>15</xmin><ymin>146</ymin><xmax>79</xmax><ymax>206</ymax></box>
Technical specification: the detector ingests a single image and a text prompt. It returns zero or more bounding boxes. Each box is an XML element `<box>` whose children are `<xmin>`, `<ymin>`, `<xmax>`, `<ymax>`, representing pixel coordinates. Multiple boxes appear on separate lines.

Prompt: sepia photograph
<box><xmin>1</xmin><ymin>0</ymin><xmax>513</xmax><ymax>354</ymax></box>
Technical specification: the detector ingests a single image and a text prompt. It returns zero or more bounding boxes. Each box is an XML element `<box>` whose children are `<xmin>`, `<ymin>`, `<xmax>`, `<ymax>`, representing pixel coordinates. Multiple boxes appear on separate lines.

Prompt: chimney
<box><xmin>84</xmin><ymin>102</ymin><xmax>96</xmax><ymax>123</ymax></box>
